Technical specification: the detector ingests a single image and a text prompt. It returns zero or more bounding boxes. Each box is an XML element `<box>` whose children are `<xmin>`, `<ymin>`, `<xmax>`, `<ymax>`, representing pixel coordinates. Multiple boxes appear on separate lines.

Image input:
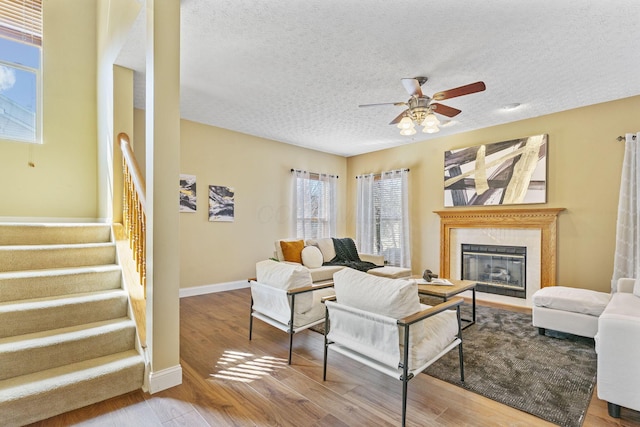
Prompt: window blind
<box><xmin>291</xmin><ymin>169</ymin><xmax>337</xmax><ymax>239</ymax></box>
<box><xmin>356</xmin><ymin>169</ymin><xmax>410</xmax><ymax>268</ymax></box>
<box><xmin>0</xmin><ymin>0</ymin><xmax>42</xmax><ymax>46</ymax></box>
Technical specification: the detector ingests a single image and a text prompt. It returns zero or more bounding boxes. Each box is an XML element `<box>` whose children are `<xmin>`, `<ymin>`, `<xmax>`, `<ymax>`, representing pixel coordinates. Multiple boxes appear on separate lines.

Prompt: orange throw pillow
<box><xmin>280</xmin><ymin>240</ymin><xmax>304</xmax><ymax>263</ymax></box>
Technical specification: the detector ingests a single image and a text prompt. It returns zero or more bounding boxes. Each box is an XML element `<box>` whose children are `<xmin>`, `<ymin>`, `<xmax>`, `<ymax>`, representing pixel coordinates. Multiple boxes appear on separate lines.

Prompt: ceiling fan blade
<box><xmin>359</xmin><ymin>101</ymin><xmax>407</xmax><ymax>108</ymax></box>
<box><xmin>389</xmin><ymin>110</ymin><xmax>409</xmax><ymax>125</ymax></box>
<box><xmin>431</xmin><ymin>103</ymin><xmax>462</xmax><ymax>117</ymax></box>
<box><xmin>432</xmin><ymin>81</ymin><xmax>486</xmax><ymax>101</ymax></box>
<box><xmin>401</xmin><ymin>78</ymin><xmax>423</xmax><ymax>97</ymax></box>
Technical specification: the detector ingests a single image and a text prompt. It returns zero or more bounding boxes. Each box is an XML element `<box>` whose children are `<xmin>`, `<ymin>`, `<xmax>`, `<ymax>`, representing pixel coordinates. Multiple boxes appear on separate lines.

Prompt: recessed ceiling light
<box><xmin>502</xmin><ymin>103</ymin><xmax>521</xmax><ymax>110</ymax></box>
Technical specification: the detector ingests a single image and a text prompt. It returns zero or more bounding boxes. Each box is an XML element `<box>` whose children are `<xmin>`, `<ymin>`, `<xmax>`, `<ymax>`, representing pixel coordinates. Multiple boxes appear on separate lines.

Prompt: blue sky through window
<box><xmin>0</xmin><ymin>36</ymin><xmax>40</xmax><ymax>142</ymax></box>
<box><xmin>0</xmin><ymin>37</ymin><xmax>39</xmax><ymax>112</ymax></box>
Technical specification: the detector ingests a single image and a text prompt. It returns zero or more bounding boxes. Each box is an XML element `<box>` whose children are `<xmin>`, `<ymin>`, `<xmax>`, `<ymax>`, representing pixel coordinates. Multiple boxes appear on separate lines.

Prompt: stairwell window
<box><xmin>0</xmin><ymin>0</ymin><xmax>42</xmax><ymax>144</ymax></box>
<box><xmin>291</xmin><ymin>169</ymin><xmax>337</xmax><ymax>239</ymax></box>
<box><xmin>356</xmin><ymin>169</ymin><xmax>411</xmax><ymax>268</ymax></box>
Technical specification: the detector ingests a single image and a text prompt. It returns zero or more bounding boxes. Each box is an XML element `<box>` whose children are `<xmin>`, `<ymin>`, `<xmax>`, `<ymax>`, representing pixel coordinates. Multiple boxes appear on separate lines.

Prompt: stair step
<box><xmin>0</xmin><ymin>350</ymin><xmax>145</xmax><ymax>427</ymax></box>
<box><xmin>0</xmin><ymin>223</ymin><xmax>111</xmax><ymax>245</ymax></box>
<box><xmin>0</xmin><ymin>318</ymin><xmax>136</xmax><ymax>381</ymax></box>
<box><xmin>0</xmin><ymin>243</ymin><xmax>116</xmax><ymax>272</ymax></box>
<box><xmin>0</xmin><ymin>223</ymin><xmax>145</xmax><ymax>425</ymax></box>
<box><xmin>0</xmin><ymin>290</ymin><xmax>129</xmax><ymax>338</ymax></box>
<box><xmin>0</xmin><ymin>265</ymin><xmax>122</xmax><ymax>303</ymax></box>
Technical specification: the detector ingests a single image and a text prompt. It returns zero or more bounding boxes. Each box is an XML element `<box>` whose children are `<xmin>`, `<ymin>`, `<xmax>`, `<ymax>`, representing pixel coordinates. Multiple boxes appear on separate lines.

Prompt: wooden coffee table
<box><xmin>415</xmin><ymin>278</ymin><xmax>476</xmax><ymax>329</ymax></box>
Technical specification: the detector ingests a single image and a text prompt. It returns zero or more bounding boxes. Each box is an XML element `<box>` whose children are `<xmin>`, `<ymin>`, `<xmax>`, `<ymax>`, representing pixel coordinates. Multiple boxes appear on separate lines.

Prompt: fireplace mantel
<box><xmin>435</xmin><ymin>207</ymin><xmax>565</xmax><ymax>288</ymax></box>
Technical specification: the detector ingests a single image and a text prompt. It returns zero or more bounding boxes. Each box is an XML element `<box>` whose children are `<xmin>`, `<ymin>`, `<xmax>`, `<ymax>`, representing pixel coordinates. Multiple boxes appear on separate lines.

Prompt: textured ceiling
<box><xmin>116</xmin><ymin>0</ymin><xmax>640</xmax><ymax>157</ymax></box>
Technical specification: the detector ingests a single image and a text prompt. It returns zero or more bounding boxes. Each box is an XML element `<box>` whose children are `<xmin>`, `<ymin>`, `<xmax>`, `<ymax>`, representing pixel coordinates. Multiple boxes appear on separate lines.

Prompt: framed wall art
<box><xmin>209</xmin><ymin>185</ymin><xmax>235</xmax><ymax>222</ymax></box>
<box><xmin>444</xmin><ymin>134</ymin><xmax>547</xmax><ymax>207</ymax></box>
<box><xmin>179</xmin><ymin>174</ymin><xmax>197</xmax><ymax>212</ymax></box>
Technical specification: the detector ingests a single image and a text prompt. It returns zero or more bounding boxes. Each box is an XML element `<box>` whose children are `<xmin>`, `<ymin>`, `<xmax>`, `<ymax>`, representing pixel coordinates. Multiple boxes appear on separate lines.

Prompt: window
<box><xmin>356</xmin><ymin>169</ymin><xmax>411</xmax><ymax>268</ymax></box>
<box><xmin>0</xmin><ymin>0</ymin><xmax>42</xmax><ymax>144</ymax></box>
<box><xmin>291</xmin><ymin>170</ymin><xmax>337</xmax><ymax>239</ymax></box>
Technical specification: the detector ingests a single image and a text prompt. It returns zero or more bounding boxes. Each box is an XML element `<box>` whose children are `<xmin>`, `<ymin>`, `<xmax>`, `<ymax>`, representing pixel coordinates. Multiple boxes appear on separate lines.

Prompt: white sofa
<box><xmin>274</xmin><ymin>237</ymin><xmax>386</xmax><ymax>282</ymax></box>
<box><xmin>595</xmin><ymin>278</ymin><xmax>640</xmax><ymax>418</ymax></box>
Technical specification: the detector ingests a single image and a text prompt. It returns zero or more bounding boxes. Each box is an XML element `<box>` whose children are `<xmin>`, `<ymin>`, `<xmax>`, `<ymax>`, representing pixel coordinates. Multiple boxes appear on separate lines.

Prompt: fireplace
<box><xmin>435</xmin><ymin>207</ymin><xmax>564</xmax><ymax>301</ymax></box>
<box><xmin>461</xmin><ymin>244</ymin><xmax>526</xmax><ymax>298</ymax></box>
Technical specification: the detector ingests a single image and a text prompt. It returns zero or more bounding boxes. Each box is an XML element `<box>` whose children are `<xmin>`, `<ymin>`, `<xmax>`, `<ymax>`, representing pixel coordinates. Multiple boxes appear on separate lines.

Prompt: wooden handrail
<box><xmin>118</xmin><ymin>132</ymin><xmax>147</xmax><ymax>296</ymax></box>
<box><xmin>118</xmin><ymin>133</ymin><xmax>146</xmax><ymax>208</ymax></box>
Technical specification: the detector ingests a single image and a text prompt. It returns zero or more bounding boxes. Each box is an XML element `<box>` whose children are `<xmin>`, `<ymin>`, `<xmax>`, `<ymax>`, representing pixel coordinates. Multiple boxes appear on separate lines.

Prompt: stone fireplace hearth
<box><xmin>435</xmin><ymin>208</ymin><xmax>564</xmax><ymax>302</ymax></box>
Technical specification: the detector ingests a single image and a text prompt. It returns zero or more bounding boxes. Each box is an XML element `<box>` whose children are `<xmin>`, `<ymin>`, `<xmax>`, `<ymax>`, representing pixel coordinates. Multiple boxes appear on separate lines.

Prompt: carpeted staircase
<box><xmin>0</xmin><ymin>223</ymin><xmax>145</xmax><ymax>426</ymax></box>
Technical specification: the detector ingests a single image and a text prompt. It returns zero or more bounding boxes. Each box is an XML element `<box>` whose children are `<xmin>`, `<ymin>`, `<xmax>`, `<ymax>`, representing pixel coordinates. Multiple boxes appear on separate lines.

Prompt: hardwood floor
<box><xmin>28</xmin><ymin>288</ymin><xmax>640</xmax><ymax>427</ymax></box>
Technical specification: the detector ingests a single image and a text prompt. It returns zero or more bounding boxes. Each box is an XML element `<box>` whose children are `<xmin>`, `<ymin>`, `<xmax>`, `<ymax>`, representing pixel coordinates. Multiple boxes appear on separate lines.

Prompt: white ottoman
<box><xmin>532</xmin><ymin>286</ymin><xmax>610</xmax><ymax>338</ymax></box>
<box><xmin>367</xmin><ymin>266</ymin><xmax>412</xmax><ymax>279</ymax></box>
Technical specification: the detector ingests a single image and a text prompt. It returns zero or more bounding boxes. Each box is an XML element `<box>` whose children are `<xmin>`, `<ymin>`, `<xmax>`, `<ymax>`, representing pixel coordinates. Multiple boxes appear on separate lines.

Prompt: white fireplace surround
<box><xmin>451</xmin><ymin>228</ymin><xmax>541</xmax><ymax>300</ymax></box>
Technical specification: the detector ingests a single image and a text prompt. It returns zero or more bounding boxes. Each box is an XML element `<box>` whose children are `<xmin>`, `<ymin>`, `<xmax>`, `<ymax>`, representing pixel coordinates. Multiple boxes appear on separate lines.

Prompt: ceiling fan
<box><xmin>359</xmin><ymin>77</ymin><xmax>486</xmax><ymax>135</ymax></box>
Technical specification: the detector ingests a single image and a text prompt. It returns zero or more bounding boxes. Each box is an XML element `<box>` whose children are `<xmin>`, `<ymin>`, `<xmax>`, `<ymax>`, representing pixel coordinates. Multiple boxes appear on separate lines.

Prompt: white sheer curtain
<box><xmin>320</xmin><ymin>173</ymin><xmax>338</xmax><ymax>238</ymax></box>
<box><xmin>611</xmin><ymin>132</ymin><xmax>640</xmax><ymax>292</ymax></box>
<box><xmin>382</xmin><ymin>169</ymin><xmax>411</xmax><ymax>268</ymax></box>
<box><xmin>356</xmin><ymin>173</ymin><xmax>376</xmax><ymax>255</ymax></box>
<box><xmin>356</xmin><ymin>169</ymin><xmax>411</xmax><ymax>269</ymax></box>
<box><xmin>291</xmin><ymin>170</ymin><xmax>337</xmax><ymax>239</ymax></box>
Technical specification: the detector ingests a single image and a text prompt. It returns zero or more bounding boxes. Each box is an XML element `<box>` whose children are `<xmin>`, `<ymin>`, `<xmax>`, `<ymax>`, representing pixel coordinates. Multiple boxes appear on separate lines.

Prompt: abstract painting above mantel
<box><xmin>444</xmin><ymin>134</ymin><xmax>548</xmax><ymax>207</ymax></box>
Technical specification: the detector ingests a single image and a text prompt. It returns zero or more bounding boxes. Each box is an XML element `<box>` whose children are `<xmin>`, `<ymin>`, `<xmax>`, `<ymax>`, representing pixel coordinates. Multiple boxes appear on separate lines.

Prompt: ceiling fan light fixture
<box><xmin>421</xmin><ymin>112</ymin><xmax>440</xmax><ymax>128</ymax></box>
<box><xmin>397</xmin><ymin>116</ymin><xmax>414</xmax><ymax>130</ymax></box>
<box><xmin>362</xmin><ymin>77</ymin><xmax>486</xmax><ymax>137</ymax></box>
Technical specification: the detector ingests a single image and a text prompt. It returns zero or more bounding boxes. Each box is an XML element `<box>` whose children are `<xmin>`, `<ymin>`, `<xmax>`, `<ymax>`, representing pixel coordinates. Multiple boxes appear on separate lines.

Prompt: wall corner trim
<box><xmin>147</xmin><ymin>364</ymin><xmax>183</xmax><ymax>394</ymax></box>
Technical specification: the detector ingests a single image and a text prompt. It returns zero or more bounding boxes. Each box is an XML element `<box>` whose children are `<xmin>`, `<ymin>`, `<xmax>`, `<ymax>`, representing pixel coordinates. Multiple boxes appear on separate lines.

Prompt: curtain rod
<box><xmin>617</xmin><ymin>135</ymin><xmax>637</xmax><ymax>141</ymax></box>
<box><xmin>290</xmin><ymin>168</ymin><xmax>338</xmax><ymax>179</ymax></box>
<box><xmin>355</xmin><ymin>168</ymin><xmax>410</xmax><ymax>179</ymax></box>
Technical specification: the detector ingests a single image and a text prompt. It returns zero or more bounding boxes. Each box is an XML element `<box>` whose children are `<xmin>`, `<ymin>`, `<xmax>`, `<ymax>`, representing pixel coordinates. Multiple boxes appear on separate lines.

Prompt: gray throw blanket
<box><xmin>326</xmin><ymin>237</ymin><xmax>378</xmax><ymax>272</ymax></box>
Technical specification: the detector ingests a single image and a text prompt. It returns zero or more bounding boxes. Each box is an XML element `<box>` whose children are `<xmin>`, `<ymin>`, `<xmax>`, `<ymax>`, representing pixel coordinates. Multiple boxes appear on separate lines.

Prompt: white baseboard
<box><xmin>147</xmin><ymin>364</ymin><xmax>183</xmax><ymax>394</ymax></box>
<box><xmin>179</xmin><ymin>280</ymin><xmax>249</xmax><ymax>298</ymax></box>
<box><xmin>0</xmin><ymin>217</ymin><xmax>102</xmax><ymax>223</ymax></box>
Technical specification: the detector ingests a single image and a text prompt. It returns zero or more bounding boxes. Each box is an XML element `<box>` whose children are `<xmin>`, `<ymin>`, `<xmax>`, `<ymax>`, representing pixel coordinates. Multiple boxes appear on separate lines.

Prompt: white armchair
<box><xmin>249</xmin><ymin>260</ymin><xmax>334</xmax><ymax>364</ymax></box>
<box><xmin>322</xmin><ymin>268</ymin><xmax>464</xmax><ymax>427</ymax></box>
<box><xmin>596</xmin><ymin>277</ymin><xmax>640</xmax><ymax>418</ymax></box>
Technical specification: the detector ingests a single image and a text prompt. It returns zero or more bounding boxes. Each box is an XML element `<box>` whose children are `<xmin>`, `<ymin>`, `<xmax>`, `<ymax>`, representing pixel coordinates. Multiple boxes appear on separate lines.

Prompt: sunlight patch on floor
<box><xmin>211</xmin><ymin>350</ymin><xmax>287</xmax><ymax>382</ymax></box>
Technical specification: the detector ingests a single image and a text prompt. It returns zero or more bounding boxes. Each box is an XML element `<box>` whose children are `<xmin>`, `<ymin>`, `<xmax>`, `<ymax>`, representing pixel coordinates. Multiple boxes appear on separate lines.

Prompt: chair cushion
<box><xmin>255</xmin><ymin>259</ymin><xmax>313</xmax><ymax>313</ymax></box>
<box><xmin>532</xmin><ymin>286</ymin><xmax>610</xmax><ymax>317</ymax></box>
<box><xmin>280</xmin><ymin>240</ymin><xmax>304</xmax><ymax>263</ymax></box>
<box><xmin>306</xmin><ymin>237</ymin><xmax>336</xmax><ymax>263</ymax></box>
<box><xmin>333</xmin><ymin>267</ymin><xmax>420</xmax><ymax>320</ymax></box>
<box><xmin>301</xmin><ymin>245</ymin><xmax>324</xmax><ymax>269</ymax></box>
<box><xmin>293</xmin><ymin>287</ymin><xmax>335</xmax><ymax>327</ymax></box>
<box><xmin>410</xmin><ymin>304</ymin><xmax>459</xmax><ymax>370</ymax></box>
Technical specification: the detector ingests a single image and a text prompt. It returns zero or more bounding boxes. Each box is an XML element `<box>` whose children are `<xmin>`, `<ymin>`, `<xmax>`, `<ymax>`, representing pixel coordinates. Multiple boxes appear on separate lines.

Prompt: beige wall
<box><xmin>177</xmin><ymin>119</ymin><xmax>347</xmax><ymax>288</ymax></box>
<box><xmin>96</xmin><ymin>0</ymin><xmax>142</xmax><ymax>222</ymax></box>
<box><xmin>112</xmin><ymin>65</ymin><xmax>135</xmax><ymax>223</ymax></box>
<box><xmin>347</xmin><ymin>95</ymin><xmax>640</xmax><ymax>293</ymax></box>
<box><xmin>0</xmin><ymin>0</ymin><xmax>98</xmax><ymax>220</ymax></box>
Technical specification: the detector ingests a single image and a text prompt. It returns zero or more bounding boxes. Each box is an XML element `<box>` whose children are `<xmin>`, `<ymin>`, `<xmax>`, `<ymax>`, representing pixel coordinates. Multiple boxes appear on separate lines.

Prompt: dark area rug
<box><xmin>421</xmin><ymin>297</ymin><xmax>597</xmax><ymax>427</ymax></box>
